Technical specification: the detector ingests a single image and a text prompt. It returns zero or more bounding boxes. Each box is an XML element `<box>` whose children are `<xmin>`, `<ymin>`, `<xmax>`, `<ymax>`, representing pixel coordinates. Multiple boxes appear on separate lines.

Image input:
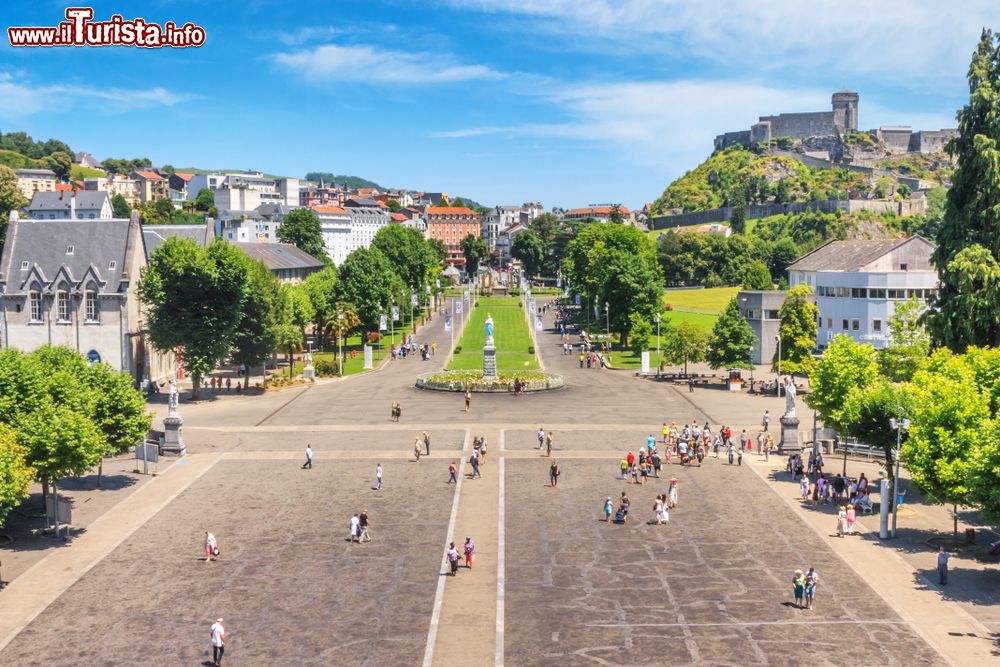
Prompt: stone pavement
<box><xmin>0</xmin><ymin>297</ymin><xmax>988</xmax><ymax>665</ymax></box>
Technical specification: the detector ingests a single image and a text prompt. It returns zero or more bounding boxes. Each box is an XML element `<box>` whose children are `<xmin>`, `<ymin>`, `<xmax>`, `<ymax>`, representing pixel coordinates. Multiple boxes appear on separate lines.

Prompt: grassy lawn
<box><xmin>449</xmin><ymin>296</ymin><xmax>539</xmax><ymax>371</ymax></box>
<box><xmin>661</xmin><ymin>310</ymin><xmax>718</xmax><ymax>332</ymax></box>
<box><xmin>283</xmin><ymin>333</ymin><xmax>386</xmax><ymax>377</ymax></box>
<box><xmin>70</xmin><ymin>164</ymin><xmax>106</xmax><ymax>180</ymax></box>
<box><xmin>662</xmin><ymin>286</ymin><xmax>739</xmax><ymax>315</ymax></box>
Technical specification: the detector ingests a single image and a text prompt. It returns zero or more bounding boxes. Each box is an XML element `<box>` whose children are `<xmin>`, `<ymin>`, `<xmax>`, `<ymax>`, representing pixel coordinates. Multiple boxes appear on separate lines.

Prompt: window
<box><xmin>57</xmin><ymin>290</ymin><xmax>70</xmax><ymax>322</ymax></box>
<box><xmin>108</xmin><ymin>261</ymin><xmax>117</xmax><ymax>271</ymax></box>
<box><xmin>851</xmin><ymin>319</ymin><xmax>860</xmax><ymax>331</ymax></box>
<box><xmin>66</xmin><ymin>245</ymin><xmax>74</xmax><ymax>255</ymax></box>
<box><xmin>85</xmin><ymin>291</ymin><xmax>99</xmax><ymax>322</ymax></box>
<box><xmin>900</xmin><ymin>263</ymin><xmax>908</xmax><ymax>271</ymax></box>
<box><xmin>29</xmin><ymin>291</ymin><xmax>42</xmax><ymax>322</ymax></box>
<box><xmin>851</xmin><ymin>288</ymin><xmax>867</xmax><ymax>298</ymax></box>
<box><xmin>887</xmin><ymin>289</ymin><xmax>905</xmax><ymax>299</ymax></box>
<box><xmin>827</xmin><ymin>318</ymin><xmax>833</xmax><ymax>329</ymax></box>
<box><xmin>19</xmin><ymin>261</ymin><xmax>28</xmax><ymax>271</ymax></box>
<box><xmin>842</xmin><ymin>319</ymin><xmax>849</xmax><ymax>330</ymax></box>
<box><xmin>873</xmin><ymin>319</ymin><xmax>882</xmax><ymax>332</ymax></box>
<box><xmin>835</xmin><ymin>287</ymin><xmax>850</xmax><ymax>297</ymax></box>
<box><xmin>869</xmin><ymin>288</ymin><xmax>886</xmax><ymax>299</ymax></box>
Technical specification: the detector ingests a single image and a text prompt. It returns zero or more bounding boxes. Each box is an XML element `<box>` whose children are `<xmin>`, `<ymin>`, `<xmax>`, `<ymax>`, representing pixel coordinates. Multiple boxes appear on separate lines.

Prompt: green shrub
<box><xmin>454</xmin><ymin>346</ymin><xmax>463</xmax><ymax>354</ymax></box>
<box><xmin>314</xmin><ymin>358</ymin><xmax>340</xmax><ymax>377</ymax></box>
<box><xmin>528</xmin><ymin>346</ymin><xmax>535</xmax><ymax>354</ymax></box>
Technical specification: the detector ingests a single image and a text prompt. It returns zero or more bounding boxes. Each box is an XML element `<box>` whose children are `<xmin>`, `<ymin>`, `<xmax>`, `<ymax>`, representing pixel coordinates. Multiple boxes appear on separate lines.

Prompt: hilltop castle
<box><xmin>714</xmin><ymin>90</ymin><xmax>956</xmax><ymax>155</ymax></box>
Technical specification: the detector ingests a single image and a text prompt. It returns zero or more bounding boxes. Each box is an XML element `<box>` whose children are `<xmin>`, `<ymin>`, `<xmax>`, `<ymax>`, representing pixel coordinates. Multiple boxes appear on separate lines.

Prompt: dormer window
<box><xmin>20</xmin><ymin>261</ymin><xmax>28</xmax><ymax>271</ymax></box>
<box><xmin>66</xmin><ymin>245</ymin><xmax>74</xmax><ymax>255</ymax></box>
<box><xmin>108</xmin><ymin>261</ymin><xmax>117</xmax><ymax>271</ymax></box>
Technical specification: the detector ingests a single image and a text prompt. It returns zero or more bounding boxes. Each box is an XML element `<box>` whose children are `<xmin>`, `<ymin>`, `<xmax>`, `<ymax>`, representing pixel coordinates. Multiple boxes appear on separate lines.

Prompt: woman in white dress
<box><xmin>658</xmin><ymin>494</ymin><xmax>670</xmax><ymax>524</ymax></box>
<box><xmin>667</xmin><ymin>479</ymin><xmax>678</xmax><ymax>509</ymax></box>
<box><xmin>653</xmin><ymin>495</ymin><xmax>664</xmax><ymax>524</ymax></box>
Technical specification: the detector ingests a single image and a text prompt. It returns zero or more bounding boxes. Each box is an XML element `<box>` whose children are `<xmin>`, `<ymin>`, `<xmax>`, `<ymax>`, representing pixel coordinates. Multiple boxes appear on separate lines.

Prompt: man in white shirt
<box><xmin>537</xmin><ymin>428</ymin><xmax>545</xmax><ymax>449</ymax></box>
<box><xmin>375</xmin><ymin>463</ymin><xmax>384</xmax><ymax>490</ymax></box>
<box><xmin>210</xmin><ymin>618</ymin><xmax>225</xmax><ymax>666</ymax></box>
<box><xmin>349</xmin><ymin>513</ymin><xmax>360</xmax><ymax>543</ymax></box>
<box><xmin>302</xmin><ymin>444</ymin><xmax>313</xmax><ymax>469</ymax></box>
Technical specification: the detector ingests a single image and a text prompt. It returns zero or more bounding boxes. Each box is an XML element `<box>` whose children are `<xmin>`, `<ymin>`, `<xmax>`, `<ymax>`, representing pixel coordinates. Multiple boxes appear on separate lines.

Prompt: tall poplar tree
<box><xmin>928</xmin><ymin>29</ymin><xmax>1000</xmax><ymax>350</ymax></box>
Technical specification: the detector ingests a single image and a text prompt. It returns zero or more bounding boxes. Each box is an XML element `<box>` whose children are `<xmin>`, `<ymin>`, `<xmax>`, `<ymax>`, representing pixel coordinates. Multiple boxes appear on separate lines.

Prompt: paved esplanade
<box><xmin>0</xmin><ymin>305</ymin><xmax>954</xmax><ymax>665</ymax></box>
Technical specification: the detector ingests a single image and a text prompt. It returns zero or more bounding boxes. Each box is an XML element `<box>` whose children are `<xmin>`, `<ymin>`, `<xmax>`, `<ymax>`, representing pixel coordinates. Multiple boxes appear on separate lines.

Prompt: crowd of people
<box><xmin>390</xmin><ymin>336</ymin><xmax>435</xmax><ymax>361</ymax></box>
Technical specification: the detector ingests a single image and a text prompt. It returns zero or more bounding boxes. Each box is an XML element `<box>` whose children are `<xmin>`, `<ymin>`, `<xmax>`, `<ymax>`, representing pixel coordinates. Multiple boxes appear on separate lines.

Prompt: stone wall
<box><xmin>760</xmin><ymin>111</ymin><xmax>837</xmax><ymax>140</ymax></box>
<box><xmin>651</xmin><ymin>197</ymin><xmax>926</xmax><ymax>230</ymax></box>
<box><xmin>909</xmin><ymin>130</ymin><xmax>957</xmax><ymax>154</ymax></box>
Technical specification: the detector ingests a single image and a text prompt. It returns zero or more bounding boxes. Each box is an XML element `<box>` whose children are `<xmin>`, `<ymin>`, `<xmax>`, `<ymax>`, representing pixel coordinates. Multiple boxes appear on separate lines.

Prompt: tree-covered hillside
<box><xmin>303</xmin><ymin>172</ymin><xmax>382</xmax><ymax>190</ymax></box>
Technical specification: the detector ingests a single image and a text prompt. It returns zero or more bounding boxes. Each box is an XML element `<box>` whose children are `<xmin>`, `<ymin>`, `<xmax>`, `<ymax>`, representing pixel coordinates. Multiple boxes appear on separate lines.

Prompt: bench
<box><xmin>837</xmin><ymin>442</ymin><xmax>885</xmax><ymax>460</ymax></box>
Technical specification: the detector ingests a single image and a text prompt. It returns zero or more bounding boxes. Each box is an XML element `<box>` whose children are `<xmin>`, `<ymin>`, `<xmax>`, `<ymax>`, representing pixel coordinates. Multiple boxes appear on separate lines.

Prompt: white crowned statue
<box><xmin>167</xmin><ymin>378</ymin><xmax>179</xmax><ymax>417</ymax></box>
<box><xmin>783</xmin><ymin>376</ymin><xmax>796</xmax><ymax>418</ymax></box>
<box><xmin>485</xmin><ymin>313</ymin><xmax>495</xmax><ymax>346</ymax></box>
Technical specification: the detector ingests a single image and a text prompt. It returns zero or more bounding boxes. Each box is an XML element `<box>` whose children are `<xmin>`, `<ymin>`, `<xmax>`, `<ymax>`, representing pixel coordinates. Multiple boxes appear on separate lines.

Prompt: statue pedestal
<box><xmin>483</xmin><ymin>344</ymin><xmax>498</xmax><ymax>379</ymax></box>
<box><xmin>162</xmin><ymin>415</ymin><xmax>187</xmax><ymax>457</ymax></box>
<box><xmin>778</xmin><ymin>415</ymin><xmax>801</xmax><ymax>455</ymax></box>
<box><xmin>302</xmin><ymin>364</ymin><xmax>315</xmax><ymax>380</ymax></box>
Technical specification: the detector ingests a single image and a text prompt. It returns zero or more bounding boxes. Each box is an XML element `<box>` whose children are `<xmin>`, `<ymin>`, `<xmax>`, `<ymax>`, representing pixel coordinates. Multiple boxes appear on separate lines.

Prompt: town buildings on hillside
<box><xmin>481</xmin><ymin>202</ymin><xmax>543</xmax><ymax>254</ymax></box>
<box><xmin>14</xmin><ymin>168</ymin><xmax>58</xmax><ymax>199</ymax></box>
<box><xmin>425</xmin><ymin>206</ymin><xmax>481</xmax><ymax>267</ymax></box>
<box><xmin>564</xmin><ymin>205</ymin><xmax>630</xmax><ymax>223</ymax></box>
<box><xmin>187</xmin><ymin>171</ymin><xmax>299</xmax><ymax>209</ymax></box>
<box><xmin>26</xmin><ymin>191</ymin><xmax>112</xmax><ymax>220</ymax></box>
<box><xmin>84</xmin><ymin>174</ymin><xmax>140</xmax><ymax>204</ymax></box>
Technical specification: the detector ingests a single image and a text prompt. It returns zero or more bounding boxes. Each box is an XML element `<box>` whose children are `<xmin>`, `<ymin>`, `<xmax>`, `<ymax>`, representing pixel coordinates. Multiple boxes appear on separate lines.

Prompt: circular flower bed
<box><xmin>416</xmin><ymin>370</ymin><xmax>564</xmax><ymax>392</ymax></box>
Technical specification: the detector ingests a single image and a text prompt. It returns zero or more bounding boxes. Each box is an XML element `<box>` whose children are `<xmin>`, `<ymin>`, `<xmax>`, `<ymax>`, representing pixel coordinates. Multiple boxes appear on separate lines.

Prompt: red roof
<box><xmin>312</xmin><ymin>205</ymin><xmax>348</xmax><ymax>215</ymax></box>
<box><xmin>389</xmin><ymin>212</ymin><xmax>408</xmax><ymax>222</ymax></box>
<box><xmin>173</xmin><ymin>172</ymin><xmax>194</xmax><ymax>181</ymax></box>
<box><xmin>566</xmin><ymin>205</ymin><xmax>630</xmax><ymax>217</ymax></box>
<box><xmin>132</xmin><ymin>170</ymin><xmax>165</xmax><ymax>180</ymax></box>
<box><xmin>54</xmin><ymin>182</ymin><xmax>74</xmax><ymax>192</ymax></box>
<box><xmin>426</xmin><ymin>206</ymin><xmax>480</xmax><ymax>216</ymax></box>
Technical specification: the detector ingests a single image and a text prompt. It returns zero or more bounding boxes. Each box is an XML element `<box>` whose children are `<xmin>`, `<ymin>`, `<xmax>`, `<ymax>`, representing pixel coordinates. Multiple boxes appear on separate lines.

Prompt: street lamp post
<box><xmin>410</xmin><ymin>287</ymin><xmax>416</xmax><ymax>334</ymax></box>
<box><xmin>605</xmin><ymin>301</ymin><xmax>610</xmax><ymax>340</ymax></box>
<box><xmin>654</xmin><ymin>312</ymin><xmax>661</xmax><ymax>377</ymax></box>
<box><xmin>390</xmin><ymin>299</ymin><xmax>395</xmax><ymax>349</ymax></box>
<box><xmin>337</xmin><ymin>310</ymin><xmax>343</xmax><ymax>377</ymax></box>
<box><xmin>775</xmin><ymin>334</ymin><xmax>782</xmax><ymax>395</ymax></box>
<box><xmin>889</xmin><ymin>408</ymin><xmax>910</xmax><ymax>539</ymax></box>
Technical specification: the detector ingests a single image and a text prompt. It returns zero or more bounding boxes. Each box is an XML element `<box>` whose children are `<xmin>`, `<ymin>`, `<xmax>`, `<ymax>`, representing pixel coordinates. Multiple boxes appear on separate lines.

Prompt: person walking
<box><xmin>447</xmin><ymin>461</ymin><xmax>457</xmax><ymax>484</ymax></box>
<box><xmin>736</xmin><ymin>447</ymin><xmax>743</xmax><ymax>466</ymax></box>
<box><xmin>937</xmin><ymin>547</ymin><xmax>950</xmax><ymax>585</ymax></box>
<box><xmin>464</xmin><ymin>390</ymin><xmax>472</xmax><ymax>412</ymax></box>
<box><xmin>548</xmin><ymin>461</ymin><xmax>561</xmax><ymax>487</ymax></box>
<box><xmin>446</xmin><ymin>542</ymin><xmax>460</xmax><ymax>576</ymax></box>
<box><xmin>792</xmin><ymin>570</ymin><xmax>805</xmax><ymax>609</ymax></box>
<box><xmin>667</xmin><ymin>478</ymin><xmax>679</xmax><ymax>508</ymax></box>
<box><xmin>727</xmin><ymin>442</ymin><xmax>735</xmax><ymax>465</ymax></box>
<box><xmin>302</xmin><ymin>444</ymin><xmax>313</xmax><ymax>469</ymax></box>
<box><xmin>845</xmin><ymin>505</ymin><xmax>856</xmax><ymax>535</ymax></box>
<box><xmin>375</xmin><ymin>463</ymin><xmax>384</xmax><ymax>490</ymax></box>
<box><xmin>423</xmin><ymin>432</ymin><xmax>431</xmax><ymax>456</ymax></box>
<box><xmin>349</xmin><ymin>513</ymin><xmax>360</xmax><ymax>543</ymax></box>
<box><xmin>804</xmin><ymin>567</ymin><xmax>819</xmax><ymax>610</ymax></box>
<box><xmin>210</xmin><ymin>618</ymin><xmax>225</xmax><ymax>666</ymax></box>
<box><xmin>603</xmin><ymin>496</ymin><xmax>613</xmax><ymax>522</ymax></box>
<box><xmin>762</xmin><ymin>410</ymin><xmax>770</xmax><ymax>432</ymax></box>
<box><xmin>836</xmin><ymin>505</ymin><xmax>848</xmax><ymax>537</ymax></box>
<box><xmin>414</xmin><ymin>437</ymin><xmax>423</xmax><ymax>462</ymax></box>
<box><xmin>464</xmin><ymin>537</ymin><xmax>475</xmax><ymax>569</ymax></box>
<box><xmin>537</xmin><ymin>428</ymin><xmax>545</xmax><ymax>449</ymax></box>
<box><xmin>800</xmin><ymin>474</ymin><xmax>810</xmax><ymax>501</ymax></box>
<box><xmin>469</xmin><ymin>450</ymin><xmax>482</xmax><ymax>479</ymax></box>
<box><xmin>619</xmin><ymin>457</ymin><xmax>628</xmax><ymax>480</ymax></box>
<box><xmin>204</xmin><ymin>531</ymin><xmax>218</xmax><ymax>563</ymax></box>
<box><xmin>546</xmin><ymin>431</ymin><xmax>554</xmax><ymax>457</ymax></box>
<box><xmin>359</xmin><ymin>510</ymin><xmax>372</xmax><ymax>543</ymax></box>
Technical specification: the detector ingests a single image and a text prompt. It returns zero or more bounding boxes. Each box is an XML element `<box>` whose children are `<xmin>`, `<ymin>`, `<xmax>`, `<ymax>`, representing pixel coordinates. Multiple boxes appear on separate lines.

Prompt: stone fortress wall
<box><xmin>715</xmin><ymin>90</ymin><xmax>955</xmax><ymax>157</ymax></box>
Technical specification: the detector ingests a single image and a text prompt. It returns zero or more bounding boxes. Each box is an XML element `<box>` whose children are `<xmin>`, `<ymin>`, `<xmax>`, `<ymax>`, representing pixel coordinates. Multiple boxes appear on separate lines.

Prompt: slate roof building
<box><xmin>787</xmin><ymin>236</ymin><xmax>937</xmax><ymax>350</ymax></box>
<box><xmin>0</xmin><ymin>211</ymin><xmax>173</xmax><ymax>384</ymax></box>
<box><xmin>231</xmin><ymin>242</ymin><xmax>325</xmax><ymax>283</ymax></box>
<box><xmin>142</xmin><ymin>222</ymin><xmax>215</xmax><ymax>255</ymax></box>
<box><xmin>26</xmin><ymin>191</ymin><xmax>113</xmax><ymax>220</ymax></box>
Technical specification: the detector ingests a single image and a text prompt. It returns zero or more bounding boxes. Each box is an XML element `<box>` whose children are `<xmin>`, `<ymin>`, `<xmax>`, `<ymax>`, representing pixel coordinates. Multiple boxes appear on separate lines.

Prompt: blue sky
<box><xmin>2</xmin><ymin>1</ymin><xmax>998</xmax><ymax>209</ymax></box>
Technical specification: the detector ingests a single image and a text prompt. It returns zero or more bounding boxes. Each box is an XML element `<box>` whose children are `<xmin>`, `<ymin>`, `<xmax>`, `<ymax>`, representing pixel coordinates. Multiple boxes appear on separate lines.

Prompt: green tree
<box><xmin>138</xmin><ymin>238</ymin><xmax>249</xmax><ymax>398</ymax></box>
<box><xmin>461</xmin><ymin>234</ymin><xmax>488</xmax><ymax>275</ymax></box>
<box><xmin>608</xmin><ymin>204</ymin><xmax>625</xmax><ymax>224</ymax></box>
<box><xmin>111</xmin><ymin>193</ymin><xmax>131</xmax><ymax>219</ymax></box>
<box><xmin>878</xmin><ymin>296</ymin><xmax>931</xmax><ymax>382</ymax></box>
<box><xmin>839</xmin><ymin>379</ymin><xmax>914</xmax><ymax>484</ymax></box>
<box><xmin>729</xmin><ymin>199</ymin><xmax>747</xmax><ymax>234</ymax></box>
<box><xmin>427</xmin><ymin>238</ymin><xmax>448</xmax><ymax>263</ymax></box>
<box><xmin>929</xmin><ymin>30</ymin><xmax>1000</xmax><ymax>350</ymax></box>
<box><xmin>774</xmin><ymin>178</ymin><xmax>791</xmax><ymax>204</ymax></box>
<box><xmin>805</xmin><ymin>335</ymin><xmax>879</xmax><ymax>432</ymax></box>
<box><xmin>628</xmin><ymin>313</ymin><xmax>654</xmax><ymax>355</ymax></box>
<box><xmin>372</xmin><ymin>224</ymin><xmax>435</xmax><ymax>289</ymax></box>
<box><xmin>277</xmin><ymin>208</ymin><xmax>330</xmax><ymax>264</ymax></box>
<box><xmin>0</xmin><ymin>165</ymin><xmax>28</xmax><ymax>255</ymax></box>
<box><xmin>301</xmin><ymin>265</ymin><xmax>338</xmax><ymax>350</ymax></box>
<box><xmin>969</xmin><ymin>423</ymin><xmax>1000</xmax><ymax>524</ymax></box>
<box><xmin>707</xmin><ymin>297</ymin><xmax>756</xmax><ymax>369</ymax></box>
<box><xmin>193</xmin><ymin>188</ymin><xmax>218</xmax><ymax>217</ymax></box>
<box><xmin>773</xmin><ymin>284</ymin><xmax>818</xmax><ymax>375</ymax></box>
<box><xmin>231</xmin><ymin>260</ymin><xmax>281</xmax><ymax>387</ymax></box>
<box><xmin>43</xmin><ymin>151</ymin><xmax>72</xmax><ymax>180</ymax></box>
<box><xmin>276</xmin><ymin>284</ymin><xmax>314</xmax><ymax>377</ymax></box>
<box><xmin>511</xmin><ymin>229</ymin><xmax>544</xmax><ymax>276</ymax></box>
<box><xmin>386</xmin><ymin>199</ymin><xmax>401</xmax><ymax>212</ymax></box>
<box><xmin>0</xmin><ymin>425</ymin><xmax>34</xmax><ymax>530</ymax></box>
<box><xmin>741</xmin><ymin>260</ymin><xmax>773</xmax><ymax>290</ymax></box>
<box><xmin>664</xmin><ymin>320</ymin><xmax>709</xmax><ymax>376</ymax></box>
<box><xmin>338</xmin><ymin>247</ymin><xmax>404</xmax><ymax>333</ymax></box>
<box><xmin>904</xmin><ymin>352</ymin><xmax>987</xmax><ymax>539</ymax></box>
<box><xmin>85</xmin><ymin>360</ymin><xmax>152</xmax><ymax>485</ymax></box>
<box><xmin>601</xmin><ymin>252</ymin><xmax>663</xmax><ymax>347</ymax></box>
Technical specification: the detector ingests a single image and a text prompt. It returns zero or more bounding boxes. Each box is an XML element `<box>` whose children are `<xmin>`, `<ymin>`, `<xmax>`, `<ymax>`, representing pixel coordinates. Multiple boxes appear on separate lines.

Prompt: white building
<box><xmin>313</xmin><ymin>205</ymin><xmax>353</xmax><ymax>266</ymax></box>
<box><xmin>495</xmin><ymin>222</ymin><xmax>528</xmax><ymax>263</ymax></box>
<box><xmin>84</xmin><ymin>174</ymin><xmax>139</xmax><ymax>204</ymax></box>
<box><xmin>345</xmin><ymin>199</ymin><xmax>390</xmax><ymax>259</ymax></box>
<box><xmin>482</xmin><ymin>205</ymin><xmax>522</xmax><ymax>254</ymax></box>
<box><xmin>188</xmin><ymin>171</ymin><xmax>299</xmax><ymax>207</ymax></box>
<box><xmin>787</xmin><ymin>236</ymin><xmax>937</xmax><ymax>350</ymax></box>
<box><xmin>14</xmin><ymin>168</ymin><xmax>58</xmax><ymax>200</ymax></box>
<box><xmin>26</xmin><ymin>191</ymin><xmax>113</xmax><ymax>220</ymax></box>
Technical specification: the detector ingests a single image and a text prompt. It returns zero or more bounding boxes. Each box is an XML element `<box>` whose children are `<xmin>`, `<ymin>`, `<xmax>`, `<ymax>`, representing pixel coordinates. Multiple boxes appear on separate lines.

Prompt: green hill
<box><xmin>303</xmin><ymin>172</ymin><xmax>382</xmax><ymax>189</ymax></box>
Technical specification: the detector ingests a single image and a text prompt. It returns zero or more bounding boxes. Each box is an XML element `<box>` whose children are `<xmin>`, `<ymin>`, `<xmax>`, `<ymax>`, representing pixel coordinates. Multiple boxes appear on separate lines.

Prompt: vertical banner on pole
<box><xmin>444</xmin><ymin>315</ymin><xmax>452</xmax><ymax>332</ymax></box>
<box><xmin>456</xmin><ymin>301</ymin><xmax>463</xmax><ymax>315</ymax></box>
<box><xmin>363</xmin><ymin>345</ymin><xmax>374</xmax><ymax>369</ymax></box>
<box><xmin>574</xmin><ymin>294</ymin><xmax>581</xmax><ymax>306</ymax></box>
<box><xmin>392</xmin><ymin>306</ymin><xmax>399</xmax><ymax>322</ymax></box>
<box><xmin>535</xmin><ymin>314</ymin><xmax>543</xmax><ymax>331</ymax></box>
<box><xmin>379</xmin><ymin>314</ymin><xmax>387</xmax><ymax>331</ymax></box>
<box><xmin>641</xmin><ymin>351</ymin><xmax>650</xmax><ymax>375</ymax></box>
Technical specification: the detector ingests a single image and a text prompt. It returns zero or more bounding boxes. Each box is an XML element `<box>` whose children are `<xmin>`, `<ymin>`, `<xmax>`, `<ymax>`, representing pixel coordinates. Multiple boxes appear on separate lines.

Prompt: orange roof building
<box><xmin>425</xmin><ymin>207</ymin><xmax>481</xmax><ymax>267</ymax></box>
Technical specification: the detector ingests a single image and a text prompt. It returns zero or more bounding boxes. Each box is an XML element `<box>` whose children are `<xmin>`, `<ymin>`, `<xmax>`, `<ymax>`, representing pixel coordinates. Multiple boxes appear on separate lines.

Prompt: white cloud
<box><xmin>273</xmin><ymin>43</ymin><xmax>505</xmax><ymax>84</ymax></box>
<box><xmin>444</xmin><ymin>0</ymin><xmax>1000</xmax><ymax>83</ymax></box>
<box><xmin>0</xmin><ymin>73</ymin><xmax>189</xmax><ymax>119</ymax></box>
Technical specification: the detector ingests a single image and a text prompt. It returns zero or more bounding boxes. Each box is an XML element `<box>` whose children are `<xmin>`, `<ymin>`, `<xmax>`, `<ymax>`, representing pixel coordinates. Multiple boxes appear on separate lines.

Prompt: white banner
<box><xmin>456</xmin><ymin>301</ymin><xmax>463</xmax><ymax>315</ymax></box>
<box><xmin>363</xmin><ymin>345</ymin><xmax>374</xmax><ymax>369</ymax></box>
<box><xmin>574</xmin><ymin>294</ymin><xmax>581</xmax><ymax>305</ymax></box>
<box><xmin>535</xmin><ymin>314</ymin><xmax>543</xmax><ymax>331</ymax></box>
<box><xmin>435</xmin><ymin>278</ymin><xmax>440</xmax><ymax>288</ymax></box>
<box><xmin>463</xmin><ymin>290</ymin><xmax>470</xmax><ymax>301</ymax></box>
<box><xmin>641</xmin><ymin>351</ymin><xmax>650</xmax><ymax>375</ymax></box>
<box><xmin>529</xmin><ymin>299</ymin><xmax>536</xmax><ymax>314</ymax></box>
<box><xmin>411</xmin><ymin>294</ymin><xmax>418</xmax><ymax>307</ymax></box>
<box><xmin>379</xmin><ymin>314</ymin><xmax>387</xmax><ymax>331</ymax></box>
<box><xmin>444</xmin><ymin>315</ymin><xmax>452</xmax><ymax>332</ymax></box>
<box><xmin>391</xmin><ymin>306</ymin><xmax>399</xmax><ymax>322</ymax></box>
